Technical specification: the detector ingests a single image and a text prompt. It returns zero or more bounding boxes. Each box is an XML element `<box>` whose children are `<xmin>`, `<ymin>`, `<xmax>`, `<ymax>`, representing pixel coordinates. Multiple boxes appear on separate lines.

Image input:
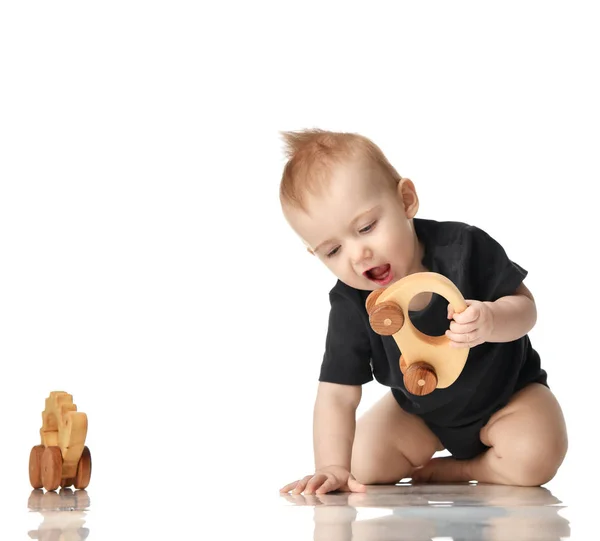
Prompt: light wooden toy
<box><xmin>29</xmin><ymin>391</ymin><xmax>92</xmax><ymax>492</ymax></box>
<box><xmin>366</xmin><ymin>272</ymin><xmax>469</xmax><ymax>396</ymax></box>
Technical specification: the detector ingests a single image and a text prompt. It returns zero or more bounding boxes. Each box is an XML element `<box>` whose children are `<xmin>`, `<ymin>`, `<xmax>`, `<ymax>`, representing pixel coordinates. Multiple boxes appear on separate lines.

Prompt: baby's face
<box><xmin>284</xmin><ymin>157</ymin><xmax>424</xmax><ymax>291</ymax></box>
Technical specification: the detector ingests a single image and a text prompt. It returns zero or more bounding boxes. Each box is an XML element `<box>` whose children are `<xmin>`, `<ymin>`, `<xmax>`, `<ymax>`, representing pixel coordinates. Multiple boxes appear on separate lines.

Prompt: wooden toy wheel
<box><xmin>404</xmin><ymin>362</ymin><xmax>437</xmax><ymax>396</ymax></box>
<box><xmin>29</xmin><ymin>445</ymin><xmax>45</xmax><ymax>489</ymax></box>
<box><xmin>365</xmin><ymin>288</ymin><xmax>385</xmax><ymax>314</ymax></box>
<box><xmin>369</xmin><ymin>301</ymin><xmax>405</xmax><ymax>336</ymax></box>
<box><xmin>41</xmin><ymin>446</ymin><xmax>63</xmax><ymax>492</ymax></box>
<box><xmin>61</xmin><ymin>478</ymin><xmax>76</xmax><ymax>488</ymax></box>
<box><xmin>74</xmin><ymin>446</ymin><xmax>92</xmax><ymax>489</ymax></box>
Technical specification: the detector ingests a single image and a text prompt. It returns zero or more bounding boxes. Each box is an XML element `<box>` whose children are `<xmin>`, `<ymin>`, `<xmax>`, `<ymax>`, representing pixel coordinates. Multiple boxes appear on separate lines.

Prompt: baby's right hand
<box><xmin>279</xmin><ymin>465</ymin><xmax>366</xmax><ymax>495</ymax></box>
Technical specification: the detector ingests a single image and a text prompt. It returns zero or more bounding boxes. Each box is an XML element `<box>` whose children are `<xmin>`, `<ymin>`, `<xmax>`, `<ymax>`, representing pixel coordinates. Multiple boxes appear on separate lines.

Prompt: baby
<box><xmin>278</xmin><ymin>129</ymin><xmax>568</xmax><ymax>495</ymax></box>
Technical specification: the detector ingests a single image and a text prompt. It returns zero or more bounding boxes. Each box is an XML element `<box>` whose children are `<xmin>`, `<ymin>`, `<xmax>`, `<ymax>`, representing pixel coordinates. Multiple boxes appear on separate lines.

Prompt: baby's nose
<box><xmin>351</xmin><ymin>243</ymin><xmax>373</xmax><ymax>265</ymax></box>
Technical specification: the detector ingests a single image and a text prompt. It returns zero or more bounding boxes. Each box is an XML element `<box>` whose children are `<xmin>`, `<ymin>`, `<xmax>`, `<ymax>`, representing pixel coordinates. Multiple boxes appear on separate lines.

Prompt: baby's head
<box><xmin>279</xmin><ymin>129</ymin><xmax>425</xmax><ymax>291</ymax></box>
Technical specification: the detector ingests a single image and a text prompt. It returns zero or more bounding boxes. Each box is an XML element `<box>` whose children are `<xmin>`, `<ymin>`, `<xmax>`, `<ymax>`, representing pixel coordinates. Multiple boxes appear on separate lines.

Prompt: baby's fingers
<box><xmin>292</xmin><ymin>475</ymin><xmax>313</xmax><ymax>494</ymax></box>
<box><xmin>315</xmin><ymin>475</ymin><xmax>341</xmax><ymax>495</ymax></box>
<box><xmin>304</xmin><ymin>474</ymin><xmax>329</xmax><ymax>495</ymax></box>
<box><xmin>347</xmin><ymin>475</ymin><xmax>367</xmax><ymax>493</ymax></box>
<box><xmin>281</xmin><ymin>475</ymin><xmax>312</xmax><ymax>494</ymax></box>
<box><xmin>280</xmin><ymin>480</ymin><xmax>299</xmax><ymax>493</ymax></box>
<box><xmin>449</xmin><ymin>320</ymin><xmax>478</xmax><ymax>334</ymax></box>
<box><xmin>445</xmin><ymin>329</ymin><xmax>485</xmax><ymax>348</ymax></box>
<box><xmin>447</xmin><ymin>304</ymin><xmax>455</xmax><ymax>320</ymax></box>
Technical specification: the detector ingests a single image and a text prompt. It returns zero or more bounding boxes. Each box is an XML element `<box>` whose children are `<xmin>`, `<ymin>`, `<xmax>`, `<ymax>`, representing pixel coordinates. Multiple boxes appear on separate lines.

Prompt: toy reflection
<box><xmin>282</xmin><ymin>483</ymin><xmax>570</xmax><ymax>541</ymax></box>
<box><xmin>28</xmin><ymin>488</ymin><xmax>90</xmax><ymax>540</ymax></box>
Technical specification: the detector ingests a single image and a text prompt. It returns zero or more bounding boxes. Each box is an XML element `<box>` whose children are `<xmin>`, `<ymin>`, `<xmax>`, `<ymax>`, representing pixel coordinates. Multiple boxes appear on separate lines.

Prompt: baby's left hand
<box><xmin>446</xmin><ymin>300</ymin><xmax>494</xmax><ymax>348</ymax></box>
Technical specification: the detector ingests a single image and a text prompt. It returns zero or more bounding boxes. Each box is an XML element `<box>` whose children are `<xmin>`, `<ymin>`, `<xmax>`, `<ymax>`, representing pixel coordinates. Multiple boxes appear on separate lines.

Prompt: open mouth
<box><xmin>364</xmin><ymin>264</ymin><xmax>393</xmax><ymax>285</ymax></box>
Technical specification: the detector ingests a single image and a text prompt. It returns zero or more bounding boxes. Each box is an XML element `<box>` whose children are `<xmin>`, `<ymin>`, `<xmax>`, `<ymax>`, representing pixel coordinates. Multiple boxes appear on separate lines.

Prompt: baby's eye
<box><xmin>359</xmin><ymin>221</ymin><xmax>377</xmax><ymax>233</ymax></box>
<box><xmin>327</xmin><ymin>246</ymin><xmax>340</xmax><ymax>258</ymax></box>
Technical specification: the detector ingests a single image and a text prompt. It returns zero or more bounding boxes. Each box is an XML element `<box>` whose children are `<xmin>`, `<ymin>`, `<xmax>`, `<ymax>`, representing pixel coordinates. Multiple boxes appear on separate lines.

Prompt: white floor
<box><xmin>280</xmin><ymin>483</ymin><xmax>572</xmax><ymax>541</ymax></box>
<box><xmin>16</xmin><ymin>476</ymin><xmax>590</xmax><ymax>540</ymax></box>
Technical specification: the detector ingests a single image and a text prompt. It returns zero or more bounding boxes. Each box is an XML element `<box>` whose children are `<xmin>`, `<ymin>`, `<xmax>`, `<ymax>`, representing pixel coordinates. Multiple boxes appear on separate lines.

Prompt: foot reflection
<box><xmin>28</xmin><ymin>488</ymin><xmax>90</xmax><ymax>540</ymax></box>
<box><xmin>281</xmin><ymin>483</ymin><xmax>570</xmax><ymax>541</ymax></box>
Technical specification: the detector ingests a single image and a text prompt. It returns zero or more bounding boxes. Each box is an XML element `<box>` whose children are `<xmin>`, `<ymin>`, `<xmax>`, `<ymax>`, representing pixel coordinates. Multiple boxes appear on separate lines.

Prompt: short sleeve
<box><xmin>467</xmin><ymin>225</ymin><xmax>528</xmax><ymax>301</ymax></box>
<box><xmin>319</xmin><ymin>289</ymin><xmax>374</xmax><ymax>385</ymax></box>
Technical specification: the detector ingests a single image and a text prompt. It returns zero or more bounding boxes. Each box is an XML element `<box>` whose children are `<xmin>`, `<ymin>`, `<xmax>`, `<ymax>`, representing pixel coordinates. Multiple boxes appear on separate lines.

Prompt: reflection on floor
<box><xmin>280</xmin><ymin>482</ymin><xmax>570</xmax><ymax>541</ymax></box>
<box><xmin>25</xmin><ymin>481</ymin><xmax>571</xmax><ymax>540</ymax></box>
<box><xmin>28</xmin><ymin>488</ymin><xmax>90</xmax><ymax>540</ymax></box>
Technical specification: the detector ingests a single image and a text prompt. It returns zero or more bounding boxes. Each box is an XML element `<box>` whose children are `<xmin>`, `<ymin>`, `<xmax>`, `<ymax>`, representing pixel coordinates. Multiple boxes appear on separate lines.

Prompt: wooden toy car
<box><xmin>366</xmin><ymin>272</ymin><xmax>469</xmax><ymax>396</ymax></box>
<box><xmin>28</xmin><ymin>391</ymin><xmax>92</xmax><ymax>492</ymax></box>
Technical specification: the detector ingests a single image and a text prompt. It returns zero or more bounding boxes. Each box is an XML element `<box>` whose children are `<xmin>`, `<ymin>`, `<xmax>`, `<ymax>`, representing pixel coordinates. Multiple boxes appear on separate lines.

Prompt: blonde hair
<box><xmin>279</xmin><ymin>128</ymin><xmax>402</xmax><ymax>211</ymax></box>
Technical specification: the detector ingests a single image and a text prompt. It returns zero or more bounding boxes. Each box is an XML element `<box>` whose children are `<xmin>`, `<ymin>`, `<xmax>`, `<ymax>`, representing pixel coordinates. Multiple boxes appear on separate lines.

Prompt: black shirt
<box><xmin>319</xmin><ymin>218</ymin><xmax>547</xmax><ymax>427</ymax></box>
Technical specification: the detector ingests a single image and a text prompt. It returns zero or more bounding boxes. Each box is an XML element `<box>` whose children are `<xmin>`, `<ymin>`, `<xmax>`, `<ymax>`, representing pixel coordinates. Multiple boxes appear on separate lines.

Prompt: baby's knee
<box><xmin>350</xmin><ymin>445</ymin><xmax>413</xmax><ymax>485</ymax></box>
<box><xmin>350</xmin><ymin>458</ymin><xmax>409</xmax><ymax>486</ymax></box>
<box><xmin>496</xmin><ymin>432</ymin><xmax>567</xmax><ymax>486</ymax></box>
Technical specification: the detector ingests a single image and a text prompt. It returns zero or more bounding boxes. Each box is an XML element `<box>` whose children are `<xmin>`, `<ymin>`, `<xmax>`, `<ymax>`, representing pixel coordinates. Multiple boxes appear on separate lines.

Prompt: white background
<box><xmin>1</xmin><ymin>1</ymin><xmax>598</xmax><ymax>538</ymax></box>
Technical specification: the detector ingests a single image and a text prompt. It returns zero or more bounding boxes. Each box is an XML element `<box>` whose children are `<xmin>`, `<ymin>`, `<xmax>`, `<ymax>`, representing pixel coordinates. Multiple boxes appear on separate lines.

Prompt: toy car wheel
<box><xmin>404</xmin><ymin>361</ymin><xmax>437</xmax><ymax>396</ymax></box>
<box><xmin>41</xmin><ymin>446</ymin><xmax>63</xmax><ymax>492</ymax></box>
<box><xmin>365</xmin><ymin>288</ymin><xmax>385</xmax><ymax>315</ymax></box>
<box><xmin>369</xmin><ymin>301</ymin><xmax>404</xmax><ymax>335</ymax></box>
<box><xmin>29</xmin><ymin>445</ymin><xmax>45</xmax><ymax>489</ymax></box>
<box><xmin>74</xmin><ymin>446</ymin><xmax>92</xmax><ymax>490</ymax></box>
<box><xmin>61</xmin><ymin>478</ymin><xmax>75</xmax><ymax>488</ymax></box>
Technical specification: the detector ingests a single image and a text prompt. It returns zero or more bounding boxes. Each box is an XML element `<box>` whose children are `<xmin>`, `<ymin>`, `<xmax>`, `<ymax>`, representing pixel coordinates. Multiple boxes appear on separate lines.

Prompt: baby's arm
<box><xmin>484</xmin><ymin>282</ymin><xmax>537</xmax><ymax>343</ymax></box>
<box><xmin>280</xmin><ymin>381</ymin><xmax>366</xmax><ymax>495</ymax></box>
<box><xmin>446</xmin><ymin>283</ymin><xmax>536</xmax><ymax>347</ymax></box>
<box><xmin>313</xmin><ymin>381</ymin><xmax>361</xmax><ymax>471</ymax></box>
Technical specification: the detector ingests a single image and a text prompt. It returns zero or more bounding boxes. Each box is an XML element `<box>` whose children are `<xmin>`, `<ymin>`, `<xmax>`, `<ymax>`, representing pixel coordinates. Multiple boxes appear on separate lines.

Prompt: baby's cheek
<box><xmin>387</xmin><ymin>230</ymin><xmax>408</xmax><ymax>252</ymax></box>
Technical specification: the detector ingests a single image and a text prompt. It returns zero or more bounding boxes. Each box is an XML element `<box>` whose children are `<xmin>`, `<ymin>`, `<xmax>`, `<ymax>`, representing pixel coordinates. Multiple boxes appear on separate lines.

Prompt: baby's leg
<box><xmin>351</xmin><ymin>391</ymin><xmax>442</xmax><ymax>485</ymax></box>
<box><xmin>413</xmin><ymin>383</ymin><xmax>568</xmax><ymax>486</ymax></box>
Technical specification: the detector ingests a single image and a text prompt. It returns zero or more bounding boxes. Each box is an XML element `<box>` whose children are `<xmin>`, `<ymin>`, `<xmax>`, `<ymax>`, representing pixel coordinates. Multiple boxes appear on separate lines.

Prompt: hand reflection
<box><xmin>281</xmin><ymin>483</ymin><xmax>571</xmax><ymax>541</ymax></box>
<box><xmin>28</xmin><ymin>488</ymin><xmax>90</xmax><ymax>540</ymax></box>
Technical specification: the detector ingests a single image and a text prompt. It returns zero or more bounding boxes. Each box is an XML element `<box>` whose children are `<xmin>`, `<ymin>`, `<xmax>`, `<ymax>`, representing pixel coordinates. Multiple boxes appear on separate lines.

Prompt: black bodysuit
<box><xmin>319</xmin><ymin>217</ymin><xmax>548</xmax><ymax>459</ymax></box>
